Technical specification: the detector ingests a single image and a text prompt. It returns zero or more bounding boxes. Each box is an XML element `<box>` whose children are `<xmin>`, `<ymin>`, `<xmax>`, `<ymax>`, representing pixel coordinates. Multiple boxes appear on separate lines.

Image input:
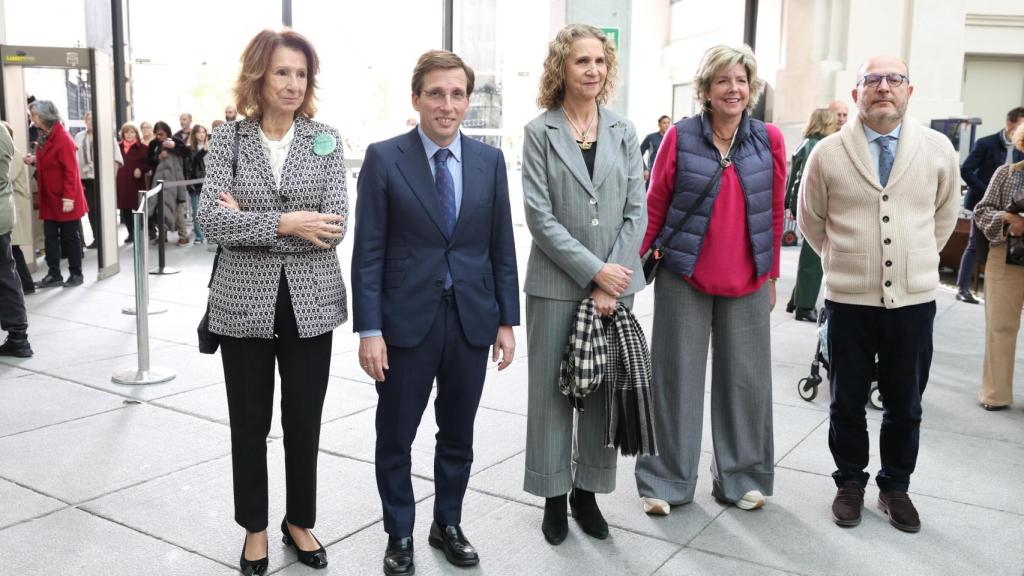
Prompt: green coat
<box><xmin>0</xmin><ymin>126</ymin><xmax>16</xmax><ymax>236</ymax></box>
<box><xmin>784</xmin><ymin>135</ymin><xmax>821</xmax><ymax>212</ymax></box>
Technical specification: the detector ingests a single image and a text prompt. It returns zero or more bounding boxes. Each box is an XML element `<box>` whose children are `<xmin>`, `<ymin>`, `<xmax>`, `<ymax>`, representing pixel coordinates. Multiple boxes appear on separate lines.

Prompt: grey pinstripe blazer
<box><xmin>522</xmin><ymin>106</ymin><xmax>647</xmax><ymax>301</ymax></box>
<box><xmin>198</xmin><ymin>117</ymin><xmax>348</xmax><ymax>339</ymax></box>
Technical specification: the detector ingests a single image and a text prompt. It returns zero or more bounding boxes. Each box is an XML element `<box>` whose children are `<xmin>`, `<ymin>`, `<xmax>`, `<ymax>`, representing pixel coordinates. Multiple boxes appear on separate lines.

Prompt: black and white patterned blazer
<box><xmin>198</xmin><ymin>117</ymin><xmax>348</xmax><ymax>339</ymax></box>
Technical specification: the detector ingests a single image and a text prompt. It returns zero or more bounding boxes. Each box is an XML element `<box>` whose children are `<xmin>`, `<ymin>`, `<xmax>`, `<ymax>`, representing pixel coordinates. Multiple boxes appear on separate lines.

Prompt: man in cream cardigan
<box><xmin>798</xmin><ymin>55</ymin><xmax>959</xmax><ymax>534</ymax></box>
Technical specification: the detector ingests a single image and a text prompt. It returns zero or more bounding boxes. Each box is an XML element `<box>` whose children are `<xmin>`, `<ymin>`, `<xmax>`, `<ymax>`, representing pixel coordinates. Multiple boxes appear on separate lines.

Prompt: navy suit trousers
<box><xmin>375</xmin><ymin>293</ymin><xmax>488</xmax><ymax>537</ymax></box>
<box><xmin>825</xmin><ymin>300</ymin><xmax>935</xmax><ymax>493</ymax></box>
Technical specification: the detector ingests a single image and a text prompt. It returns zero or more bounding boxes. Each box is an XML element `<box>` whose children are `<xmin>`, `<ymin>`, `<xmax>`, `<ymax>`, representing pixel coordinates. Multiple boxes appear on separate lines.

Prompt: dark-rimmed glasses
<box><xmin>858</xmin><ymin>73</ymin><xmax>909</xmax><ymax>88</ymax></box>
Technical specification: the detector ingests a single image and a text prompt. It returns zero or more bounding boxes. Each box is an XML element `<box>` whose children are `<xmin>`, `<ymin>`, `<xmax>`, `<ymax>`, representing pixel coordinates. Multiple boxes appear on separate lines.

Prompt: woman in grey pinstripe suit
<box><xmin>198</xmin><ymin>30</ymin><xmax>346</xmax><ymax>576</ymax></box>
<box><xmin>522</xmin><ymin>24</ymin><xmax>647</xmax><ymax>546</ymax></box>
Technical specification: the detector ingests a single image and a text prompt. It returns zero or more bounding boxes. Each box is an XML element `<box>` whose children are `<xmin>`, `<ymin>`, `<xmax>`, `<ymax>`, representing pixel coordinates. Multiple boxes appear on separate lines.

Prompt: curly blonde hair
<box><xmin>1013</xmin><ymin>122</ymin><xmax>1024</xmax><ymax>152</ymax></box>
<box><xmin>694</xmin><ymin>44</ymin><xmax>766</xmax><ymax>113</ymax></box>
<box><xmin>234</xmin><ymin>29</ymin><xmax>320</xmax><ymax>120</ymax></box>
<box><xmin>537</xmin><ymin>24</ymin><xmax>618</xmax><ymax>110</ymax></box>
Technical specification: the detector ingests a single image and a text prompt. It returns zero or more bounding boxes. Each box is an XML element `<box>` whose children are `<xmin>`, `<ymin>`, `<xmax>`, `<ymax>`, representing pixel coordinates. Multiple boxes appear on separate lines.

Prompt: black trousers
<box><xmin>219</xmin><ymin>271</ymin><xmax>333</xmax><ymax>532</ymax></box>
<box><xmin>825</xmin><ymin>300</ymin><xmax>935</xmax><ymax>493</ymax></box>
<box><xmin>11</xmin><ymin>244</ymin><xmax>32</xmax><ymax>293</ymax></box>
<box><xmin>82</xmin><ymin>179</ymin><xmax>98</xmax><ymax>244</ymax></box>
<box><xmin>0</xmin><ymin>233</ymin><xmax>27</xmax><ymax>334</ymax></box>
<box><xmin>375</xmin><ymin>293</ymin><xmax>489</xmax><ymax>537</ymax></box>
<box><xmin>120</xmin><ymin>209</ymin><xmax>135</xmax><ymax>240</ymax></box>
<box><xmin>43</xmin><ymin>220</ymin><xmax>82</xmax><ymax>278</ymax></box>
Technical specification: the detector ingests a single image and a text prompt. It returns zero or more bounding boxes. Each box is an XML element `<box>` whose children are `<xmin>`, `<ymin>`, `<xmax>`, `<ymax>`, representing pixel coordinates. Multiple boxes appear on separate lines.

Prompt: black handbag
<box><xmin>197</xmin><ymin>124</ymin><xmax>240</xmax><ymax>354</ymax></box>
<box><xmin>1005</xmin><ymin>168</ymin><xmax>1024</xmax><ymax>267</ymax></box>
<box><xmin>641</xmin><ymin>151</ymin><xmax>732</xmax><ymax>284</ymax></box>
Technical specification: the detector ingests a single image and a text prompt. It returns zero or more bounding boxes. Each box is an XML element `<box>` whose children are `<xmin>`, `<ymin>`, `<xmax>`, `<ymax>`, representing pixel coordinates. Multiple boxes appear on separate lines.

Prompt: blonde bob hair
<box><xmin>119</xmin><ymin>122</ymin><xmax>140</xmax><ymax>140</ymax></box>
<box><xmin>694</xmin><ymin>44</ymin><xmax>766</xmax><ymax>113</ymax></box>
<box><xmin>537</xmin><ymin>24</ymin><xmax>618</xmax><ymax>110</ymax></box>
<box><xmin>803</xmin><ymin>108</ymin><xmax>838</xmax><ymax>138</ymax></box>
<box><xmin>234</xmin><ymin>29</ymin><xmax>319</xmax><ymax>120</ymax></box>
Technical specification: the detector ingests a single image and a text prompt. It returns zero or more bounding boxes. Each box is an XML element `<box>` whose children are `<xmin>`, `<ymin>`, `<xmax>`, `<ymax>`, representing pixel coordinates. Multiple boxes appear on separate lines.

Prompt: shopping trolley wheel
<box><xmin>797</xmin><ymin>377</ymin><xmax>819</xmax><ymax>401</ymax></box>
<box><xmin>782</xmin><ymin>229</ymin><xmax>799</xmax><ymax>247</ymax></box>
<box><xmin>869</xmin><ymin>383</ymin><xmax>883</xmax><ymax>410</ymax></box>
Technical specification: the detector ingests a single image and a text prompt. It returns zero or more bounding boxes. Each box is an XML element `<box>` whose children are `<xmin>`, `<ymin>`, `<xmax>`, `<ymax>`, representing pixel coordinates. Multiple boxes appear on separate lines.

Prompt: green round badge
<box><xmin>313</xmin><ymin>133</ymin><xmax>336</xmax><ymax>156</ymax></box>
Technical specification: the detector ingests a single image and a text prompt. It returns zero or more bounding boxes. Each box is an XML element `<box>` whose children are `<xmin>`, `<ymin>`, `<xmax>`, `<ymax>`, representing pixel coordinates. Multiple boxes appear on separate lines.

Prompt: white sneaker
<box><xmin>736</xmin><ymin>490</ymin><xmax>766</xmax><ymax>511</ymax></box>
<box><xmin>642</xmin><ymin>497</ymin><xmax>671</xmax><ymax>516</ymax></box>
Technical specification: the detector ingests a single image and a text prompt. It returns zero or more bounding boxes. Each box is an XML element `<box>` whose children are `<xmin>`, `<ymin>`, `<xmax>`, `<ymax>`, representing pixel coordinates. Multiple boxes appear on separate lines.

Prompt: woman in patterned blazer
<box><xmin>197</xmin><ymin>29</ymin><xmax>347</xmax><ymax>576</ymax></box>
<box><xmin>521</xmin><ymin>24</ymin><xmax>647</xmax><ymax>546</ymax></box>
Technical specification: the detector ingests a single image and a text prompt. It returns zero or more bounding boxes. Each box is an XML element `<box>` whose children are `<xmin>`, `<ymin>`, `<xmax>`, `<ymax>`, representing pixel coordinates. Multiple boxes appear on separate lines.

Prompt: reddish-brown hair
<box><xmin>234</xmin><ymin>29</ymin><xmax>320</xmax><ymax>119</ymax></box>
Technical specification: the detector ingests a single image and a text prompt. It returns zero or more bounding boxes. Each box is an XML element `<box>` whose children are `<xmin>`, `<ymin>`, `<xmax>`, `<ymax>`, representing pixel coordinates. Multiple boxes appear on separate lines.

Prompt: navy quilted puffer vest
<box><xmin>654</xmin><ymin>112</ymin><xmax>774</xmax><ymax>277</ymax></box>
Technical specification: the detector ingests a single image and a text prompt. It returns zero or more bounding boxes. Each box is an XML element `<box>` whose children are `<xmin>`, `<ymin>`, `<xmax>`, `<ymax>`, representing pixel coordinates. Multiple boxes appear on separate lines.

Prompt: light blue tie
<box><xmin>877</xmin><ymin>135</ymin><xmax>895</xmax><ymax>187</ymax></box>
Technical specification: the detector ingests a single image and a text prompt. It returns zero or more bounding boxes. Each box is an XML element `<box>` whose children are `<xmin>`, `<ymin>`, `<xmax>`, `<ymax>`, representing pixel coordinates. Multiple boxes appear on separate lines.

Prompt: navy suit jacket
<box><xmin>352</xmin><ymin>129</ymin><xmax>519</xmax><ymax>349</ymax></box>
<box><xmin>962</xmin><ymin>130</ymin><xmax>1024</xmax><ymax>210</ymax></box>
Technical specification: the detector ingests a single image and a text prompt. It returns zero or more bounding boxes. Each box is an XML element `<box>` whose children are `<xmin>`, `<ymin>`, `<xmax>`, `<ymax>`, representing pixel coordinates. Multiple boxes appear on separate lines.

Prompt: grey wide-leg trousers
<box><xmin>523</xmin><ymin>294</ymin><xmax>633</xmax><ymax>497</ymax></box>
<box><xmin>635</xmin><ymin>269</ymin><xmax>774</xmax><ymax>504</ymax></box>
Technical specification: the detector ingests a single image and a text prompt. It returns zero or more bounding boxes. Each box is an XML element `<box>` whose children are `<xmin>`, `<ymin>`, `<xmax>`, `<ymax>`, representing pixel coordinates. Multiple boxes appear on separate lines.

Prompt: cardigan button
<box><xmin>884</xmin><ymin>238</ymin><xmax>891</xmax><ymax>245</ymax></box>
<box><xmin>882</xmin><ymin>194</ymin><xmax>889</xmax><ymax>201</ymax></box>
<box><xmin>885</xmin><ymin>280</ymin><xmax>892</xmax><ymax>287</ymax></box>
<box><xmin>882</xmin><ymin>216</ymin><xmax>890</xmax><ymax>223</ymax></box>
<box><xmin>885</xmin><ymin>260</ymin><xmax>892</xmax><ymax>267</ymax></box>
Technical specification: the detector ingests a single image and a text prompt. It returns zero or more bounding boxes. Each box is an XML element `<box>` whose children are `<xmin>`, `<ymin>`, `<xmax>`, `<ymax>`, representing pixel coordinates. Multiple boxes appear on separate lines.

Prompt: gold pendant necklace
<box><xmin>564</xmin><ymin>108</ymin><xmax>596</xmax><ymax>151</ymax></box>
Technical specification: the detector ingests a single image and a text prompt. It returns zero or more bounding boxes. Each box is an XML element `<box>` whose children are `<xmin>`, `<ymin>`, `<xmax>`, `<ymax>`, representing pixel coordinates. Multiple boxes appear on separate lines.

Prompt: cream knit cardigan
<box><xmin>797</xmin><ymin>116</ymin><xmax>960</xmax><ymax>309</ymax></box>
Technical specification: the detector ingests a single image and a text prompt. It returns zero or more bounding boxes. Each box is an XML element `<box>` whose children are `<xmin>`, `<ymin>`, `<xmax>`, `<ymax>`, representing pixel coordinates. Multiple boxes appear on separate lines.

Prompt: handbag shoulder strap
<box><xmin>207</xmin><ymin>123</ymin><xmax>240</xmax><ymax>288</ymax></box>
<box><xmin>656</xmin><ymin>141</ymin><xmax>732</xmax><ymax>250</ymax></box>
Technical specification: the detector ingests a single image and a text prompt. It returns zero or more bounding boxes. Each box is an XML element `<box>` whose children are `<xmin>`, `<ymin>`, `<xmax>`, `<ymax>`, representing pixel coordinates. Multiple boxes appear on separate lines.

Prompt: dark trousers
<box><xmin>43</xmin><ymin>220</ymin><xmax>82</xmax><ymax>278</ymax></box>
<box><xmin>11</xmin><ymin>245</ymin><xmax>32</xmax><ymax>293</ymax></box>
<box><xmin>82</xmin><ymin>179</ymin><xmax>98</xmax><ymax>244</ymax></box>
<box><xmin>121</xmin><ymin>209</ymin><xmax>135</xmax><ymax>241</ymax></box>
<box><xmin>375</xmin><ymin>294</ymin><xmax>488</xmax><ymax>537</ymax></box>
<box><xmin>0</xmin><ymin>233</ymin><xmax>27</xmax><ymax>334</ymax></box>
<box><xmin>957</xmin><ymin>221</ymin><xmax>989</xmax><ymax>292</ymax></box>
<box><xmin>825</xmin><ymin>300</ymin><xmax>935</xmax><ymax>493</ymax></box>
<box><xmin>219</xmin><ymin>272</ymin><xmax>333</xmax><ymax>532</ymax></box>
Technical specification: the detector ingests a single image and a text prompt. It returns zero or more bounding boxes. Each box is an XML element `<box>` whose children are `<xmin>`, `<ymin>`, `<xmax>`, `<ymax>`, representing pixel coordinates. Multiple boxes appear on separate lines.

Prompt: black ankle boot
<box><xmin>569</xmin><ymin>489</ymin><xmax>608</xmax><ymax>539</ymax></box>
<box><xmin>541</xmin><ymin>494</ymin><xmax>568</xmax><ymax>545</ymax></box>
<box><xmin>0</xmin><ymin>332</ymin><xmax>33</xmax><ymax>358</ymax></box>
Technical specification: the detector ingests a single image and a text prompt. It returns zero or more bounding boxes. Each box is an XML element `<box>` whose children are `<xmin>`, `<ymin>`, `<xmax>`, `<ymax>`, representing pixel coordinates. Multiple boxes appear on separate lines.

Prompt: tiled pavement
<box><xmin>1</xmin><ymin>204</ymin><xmax>1022</xmax><ymax>576</ymax></box>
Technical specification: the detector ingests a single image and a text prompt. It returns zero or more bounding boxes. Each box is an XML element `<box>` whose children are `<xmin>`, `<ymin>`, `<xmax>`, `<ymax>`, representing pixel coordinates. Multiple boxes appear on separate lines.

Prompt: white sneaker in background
<box><xmin>736</xmin><ymin>490</ymin><xmax>766</xmax><ymax>511</ymax></box>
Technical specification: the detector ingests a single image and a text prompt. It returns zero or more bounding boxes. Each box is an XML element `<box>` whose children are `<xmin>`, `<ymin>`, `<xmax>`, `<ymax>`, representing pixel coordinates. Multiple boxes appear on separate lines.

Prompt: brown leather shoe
<box><xmin>831</xmin><ymin>481</ymin><xmax>865</xmax><ymax>527</ymax></box>
<box><xmin>878</xmin><ymin>490</ymin><xmax>921</xmax><ymax>533</ymax></box>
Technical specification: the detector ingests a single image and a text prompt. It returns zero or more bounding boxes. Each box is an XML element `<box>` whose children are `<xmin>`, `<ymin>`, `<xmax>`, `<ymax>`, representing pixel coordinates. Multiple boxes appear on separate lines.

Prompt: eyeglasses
<box><xmin>421</xmin><ymin>89</ymin><xmax>468</xmax><ymax>103</ymax></box>
<box><xmin>858</xmin><ymin>73</ymin><xmax>909</xmax><ymax>89</ymax></box>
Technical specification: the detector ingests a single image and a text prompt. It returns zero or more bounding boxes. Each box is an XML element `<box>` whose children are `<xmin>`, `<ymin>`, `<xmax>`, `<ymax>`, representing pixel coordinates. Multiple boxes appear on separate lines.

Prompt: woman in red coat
<box><xmin>116</xmin><ymin>122</ymin><xmax>148</xmax><ymax>243</ymax></box>
<box><xmin>24</xmin><ymin>100</ymin><xmax>87</xmax><ymax>288</ymax></box>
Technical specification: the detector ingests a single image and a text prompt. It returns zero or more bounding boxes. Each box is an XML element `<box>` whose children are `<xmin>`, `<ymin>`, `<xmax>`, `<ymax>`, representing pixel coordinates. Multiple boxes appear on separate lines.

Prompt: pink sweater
<box><xmin>641</xmin><ymin>123</ymin><xmax>786</xmax><ymax>297</ymax></box>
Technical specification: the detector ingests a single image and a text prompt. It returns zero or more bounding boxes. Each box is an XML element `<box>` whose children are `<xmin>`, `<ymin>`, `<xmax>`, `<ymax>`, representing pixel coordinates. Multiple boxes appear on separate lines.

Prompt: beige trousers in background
<box><xmin>980</xmin><ymin>243</ymin><xmax>1024</xmax><ymax>406</ymax></box>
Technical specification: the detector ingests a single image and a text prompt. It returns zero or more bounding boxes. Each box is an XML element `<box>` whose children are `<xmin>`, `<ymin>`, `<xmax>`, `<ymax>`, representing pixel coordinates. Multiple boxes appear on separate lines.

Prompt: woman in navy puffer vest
<box><xmin>635</xmin><ymin>44</ymin><xmax>786</xmax><ymax>516</ymax></box>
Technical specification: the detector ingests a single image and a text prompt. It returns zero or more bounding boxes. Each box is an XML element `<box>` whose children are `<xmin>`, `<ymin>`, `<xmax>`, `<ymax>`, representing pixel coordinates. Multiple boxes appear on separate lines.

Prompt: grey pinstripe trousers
<box><xmin>523</xmin><ymin>294</ymin><xmax>634</xmax><ymax>497</ymax></box>
<box><xmin>635</xmin><ymin>268</ymin><xmax>774</xmax><ymax>504</ymax></box>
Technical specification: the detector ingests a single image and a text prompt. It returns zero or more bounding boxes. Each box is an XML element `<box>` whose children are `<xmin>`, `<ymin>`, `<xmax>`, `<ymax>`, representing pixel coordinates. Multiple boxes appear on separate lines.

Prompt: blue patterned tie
<box><xmin>434</xmin><ymin>148</ymin><xmax>456</xmax><ymax>238</ymax></box>
<box><xmin>877</xmin><ymin>135</ymin><xmax>894</xmax><ymax>187</ymax></box>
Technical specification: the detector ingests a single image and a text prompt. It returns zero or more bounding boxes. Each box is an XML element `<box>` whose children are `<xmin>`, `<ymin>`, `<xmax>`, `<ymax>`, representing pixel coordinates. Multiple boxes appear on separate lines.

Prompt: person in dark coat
<box><xmin>24</xmin><ymin>100</ymin><xmax>88</xmax><ymax>288</ymax></box>
<box><xmin>116</xmin><ymin>122</ymin><xmax>148</xmax><ymax>243</ymax></box>
<box><xmin>956</xmin><ymin>106</ymin><xmax>1024</xmax><ymax>303</ymax></box>
<box><xmin>784</xmin><ymin>108</ymin><xmax>838</xmax><ymax>322</ymax></box>
<box><xmin>146</xmin><ymin>121</ymin><xmax>189</xmax><ymax>241</ymax></box>
<box><xmin>640</xmin><ymin>115</ymin><xmax>671</xmax><ymax>188</ymax></box>
<box><xmin>187</xmin><ymin>124</ymin><xmax>208</xmax><ymax>243</ymax></box>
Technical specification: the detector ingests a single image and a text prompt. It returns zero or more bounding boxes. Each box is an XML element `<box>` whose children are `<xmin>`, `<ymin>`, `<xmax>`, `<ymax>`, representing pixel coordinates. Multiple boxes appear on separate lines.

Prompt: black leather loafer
<box><xmin>541</xmin><ymin>495</ymin><xmax>568</xmax><ymax>545</ymax></box>
<box><xmin>428</xmin><ymin>522</ymin><xmax>479</xmax><ymax>567</ymax></box>
<box><xmin>384</xmin><ymin>536</ymin><xmax>414</xmax><ymax>576</ymax></box>
<box><xmin>281</xmin><ymin>517</ymin><xmax>327</xmax><ymax>569</ymax></box>
<box><xmin>239</xmin><ymin>535</ymin><xmax>268</xmax><ymax>576</ymax></box>
<box><xmin>794</xmin><ymin>308</ymin><xmax>818</xmax><ymax>323</ymax></box>
<box><xmin>34</xmin><ymin>274</ymin><xmax>63</xmax><ymax>289</ymax></box>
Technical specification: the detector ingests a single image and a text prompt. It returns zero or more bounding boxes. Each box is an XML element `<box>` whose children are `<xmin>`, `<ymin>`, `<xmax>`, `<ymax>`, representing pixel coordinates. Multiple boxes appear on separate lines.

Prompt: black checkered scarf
<box><xmin>559</xmin><ymin>299</ymin><xmax>658</xmax><ymax>457</ymax></box>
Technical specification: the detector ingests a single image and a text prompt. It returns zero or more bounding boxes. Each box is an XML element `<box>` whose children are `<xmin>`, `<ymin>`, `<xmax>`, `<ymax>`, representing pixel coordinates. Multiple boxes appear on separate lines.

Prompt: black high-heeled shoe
<box><xmin>239</xmin><ymin>533</ymin><xmax>268</xmax><ymax>576</ymax></box>
<box><xmin>281</xmin><ymin>517</ymin><xmax>328</xmax><ymax>569</ymax></box>
<box><xmin>569</xmin><ymin>489</ymin><xmax>609</xmax><ymax>539</ymax></box>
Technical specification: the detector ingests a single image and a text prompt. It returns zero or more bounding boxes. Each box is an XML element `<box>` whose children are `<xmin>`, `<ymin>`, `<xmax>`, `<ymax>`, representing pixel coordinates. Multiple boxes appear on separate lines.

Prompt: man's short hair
<box><xmin>1007</xmin><ymin>107</ymin><xmax>1024</xmax><ymax>124</ymax></box>
<box><xmin>411</xmin><ymin>50</ymin><xmax>475</xmax><ymax>97</ymax></box>
<box><xmin>658</xmin><ymin>115</ymin><xmax>671</xmax><ymax>123</ymax></box>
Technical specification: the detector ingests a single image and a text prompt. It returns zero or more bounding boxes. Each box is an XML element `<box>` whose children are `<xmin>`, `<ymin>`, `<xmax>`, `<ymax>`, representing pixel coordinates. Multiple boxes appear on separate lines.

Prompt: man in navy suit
<box><xmin>352</xmin><ymin>50</ymin><xmax>519</xmax><ymax>576</ymax></box>
<box><xmin>957</xmin><ymin>106</ymin><xmax>1024</xmax><ymax>303</ymax></box>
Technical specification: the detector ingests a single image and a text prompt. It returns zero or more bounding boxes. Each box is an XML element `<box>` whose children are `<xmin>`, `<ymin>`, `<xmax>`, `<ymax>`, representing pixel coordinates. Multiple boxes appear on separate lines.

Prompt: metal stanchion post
<box><xmin>123</xmin><ymin>185</ymin><xmax>167</xmax><ymax>315</ymax></box>
<box><xmin>112</xmin><ymin>210</ymin><xmax>175</xmax><ymax>385</ymax></box>
<box><xmin>150</xmin><ymin>180</ymin><xmax>179</xmax><ymax>276</ymax></box>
